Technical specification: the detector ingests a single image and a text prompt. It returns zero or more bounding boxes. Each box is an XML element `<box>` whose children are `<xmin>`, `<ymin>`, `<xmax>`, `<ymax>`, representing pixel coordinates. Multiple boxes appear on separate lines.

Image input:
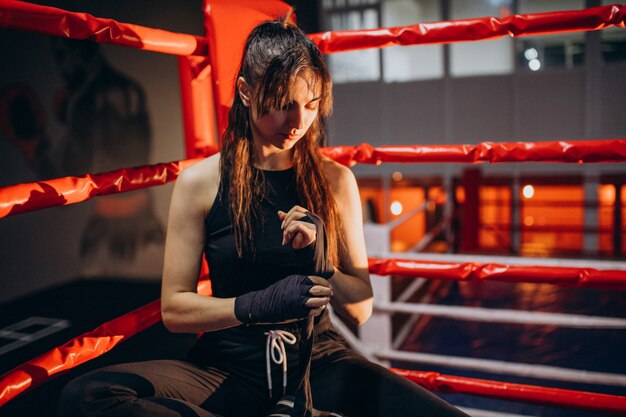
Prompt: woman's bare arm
<box><xmin>324</xmin><ymin>160</ymin><xmax>373</xmax><ymax>325</ymax></box>
<box><xmin>160</xmin><ymin>154</ymin><xmax>241</xmax><ymax>333</ymax></box>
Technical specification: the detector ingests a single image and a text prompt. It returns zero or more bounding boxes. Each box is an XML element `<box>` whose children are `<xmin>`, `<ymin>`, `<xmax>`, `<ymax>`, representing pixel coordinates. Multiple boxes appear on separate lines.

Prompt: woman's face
<box><xmin>246</xmin><ymin>74</ymin><xmax>321</xmax><ymax>151</ymax></box>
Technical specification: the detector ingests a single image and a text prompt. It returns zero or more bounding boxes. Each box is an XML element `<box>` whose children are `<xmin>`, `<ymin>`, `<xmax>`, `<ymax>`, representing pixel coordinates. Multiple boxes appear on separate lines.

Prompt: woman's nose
<box><xmin>287</xmin><ymin>106</ymin><xmax>304</xmax><ymax>130</ymax></box>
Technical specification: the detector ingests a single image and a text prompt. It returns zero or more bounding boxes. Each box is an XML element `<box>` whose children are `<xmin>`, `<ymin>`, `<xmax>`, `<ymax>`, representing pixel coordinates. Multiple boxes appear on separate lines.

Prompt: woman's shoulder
<box><xmin>321</xmin><ymin>157</ymin><xmax>357</xmax><ymax>194</ymax></box>
<box><xmin>174</xmin><ymin>153</ymin><xmax>221</xmax><ymax>213</ymax></box>
<box><xmin>178</xmin><ymin>153</ymin><xmax>220</xmax><ymax>186</ymax></box>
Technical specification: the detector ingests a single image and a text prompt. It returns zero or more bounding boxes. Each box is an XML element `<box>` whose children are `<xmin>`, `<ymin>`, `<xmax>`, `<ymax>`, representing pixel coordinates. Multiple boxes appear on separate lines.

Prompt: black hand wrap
<box><xmin>299</xmin><ymin>212</ymin><xmax>335</xmax><ymax>279</ymax></box>
<box><xmin>234</xmin><ymin>274</ymin><xmax>314</xmax><ymax>324</ymax></box>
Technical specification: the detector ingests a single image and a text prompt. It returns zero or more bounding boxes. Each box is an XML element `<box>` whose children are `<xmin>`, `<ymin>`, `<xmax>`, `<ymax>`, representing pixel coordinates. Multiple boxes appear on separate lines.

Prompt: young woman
<box><xmin>58</xmin><ymin>18</ymin><xmax>468</xmax><ymax>417</ymax></box>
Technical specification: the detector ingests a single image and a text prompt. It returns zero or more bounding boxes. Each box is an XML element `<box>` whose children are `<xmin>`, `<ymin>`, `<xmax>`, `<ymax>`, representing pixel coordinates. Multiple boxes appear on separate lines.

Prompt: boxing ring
<box><xmin>1</xmin><ymin>0</ymin><xmax>626</xmax><ymax>415</ymax></box>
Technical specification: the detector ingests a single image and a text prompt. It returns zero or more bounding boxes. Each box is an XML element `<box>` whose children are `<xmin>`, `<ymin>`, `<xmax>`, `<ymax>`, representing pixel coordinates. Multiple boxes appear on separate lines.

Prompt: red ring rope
<box><xmin>0</xmin><ymin>0</ymin><xmax>207</xmax><ymax>56</ymax></box>
<box><xmin>309</xmin><ymin>4</ymin><xmax>626</xmax><ymax>54</ymax></box>
<box><xmin>368</xmin><ymin>258</ymin><xmax>626</xmax><ymax>291</ymax></box>
<box><xmin>320</xmin><ymin>139</ymin><xmax>626</xmax><ymax>166</ymax></box>
<box><xmin>0</xmin><ymin>158</ymin><xmax>203</xmax><ymax>219</ymax></box>
<box><xmin>393</xmin><ymin>368</ymin><xmax>626</xmax><ymax>415</ymax></box>
<box><xmin>2</xmin><ymin>139</ymin><xmax>625</xmax><ymax>219</ymax></box>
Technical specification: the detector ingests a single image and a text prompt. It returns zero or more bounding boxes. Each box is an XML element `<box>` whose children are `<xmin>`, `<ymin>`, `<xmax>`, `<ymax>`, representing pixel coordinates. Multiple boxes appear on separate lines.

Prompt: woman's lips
<box><xmin>282</xmin><ymin>132</ymin><xmax>301</xmax><ymax>140</ymax></box>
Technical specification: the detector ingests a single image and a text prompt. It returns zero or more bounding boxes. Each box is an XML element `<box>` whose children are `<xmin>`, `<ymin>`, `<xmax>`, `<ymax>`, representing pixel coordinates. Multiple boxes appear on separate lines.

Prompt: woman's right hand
<box><xmin>234</xmin><ymin>274</ymin><xmax>333</xmax><ymax>324</ymax></box>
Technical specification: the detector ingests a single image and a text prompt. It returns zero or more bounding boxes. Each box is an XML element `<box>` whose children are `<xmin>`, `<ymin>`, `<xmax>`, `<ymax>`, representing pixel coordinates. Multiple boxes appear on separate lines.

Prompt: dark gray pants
<box><xmin>57</xmin><ymin>332</ymin><xmax>468</xmax><ymax>417</ymax></box>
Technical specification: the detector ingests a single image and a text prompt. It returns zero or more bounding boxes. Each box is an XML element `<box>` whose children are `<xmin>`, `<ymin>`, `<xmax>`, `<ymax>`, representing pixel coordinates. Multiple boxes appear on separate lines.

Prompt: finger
<box><xmin>309</xmin><ymin>285</ymin><xmax>332</xmax><ymax>297</ymax></box>
<box><xmin>291</xmin><ymin>221</ymin><xmax>315</xmax><ymax>234</ymax></box>
<box><xmin>280</xmin><ymin>205</ymin><xmax>308</xmax><ymax>227</ymax></box>
<box><xmin>288</xmin><ymin>229</ymin><xmax>315</xmax><ymax>249</ymax></box>
<box><xmin>277</xmin><ymin>209</ymin><xmax>295</xmax><ymax>223</ymax></box>
<box><xmin>283</xmin><ymin>222</ymin><xmax>315</xmax><ymax>238</ymax></box>
<box><xmin>285</xmin><ymin>208</ymin><xmax>308</xmax><ymax>223</ymax></box>
<box><xmin>306</xmin><ymin>296</ymin><xmax>330</xmax><ymax>308</ymax></box>
<box><xmin>291</xmin><ymin>232</ymin><xmax>305</xmax><ymax>249</ymax></box>
<box><xmin>308</xmin><ymin>305</ymin><xmax>325</xmax><ymax>318</ymax></box>
<box><xmin>307</xmin><ymin>275</ymin><xmax>331</xmax><ymax>287</ymax></box>
<box><xmin>283</xmin><ymin>223</ymin><xmax>315</xmax><ymax>246</ymax></box>
<box><xmin>286</xmin><ymin>205</ymin><xmax>308</xmax><ymax>216</ymax></box>
<box><xmin>281</xmin><ymin>210</ymin><xmax>309</xmax><ymax>231</ymax></box>
<box><xmin>286</xmin><ymin>204</ymin><xmax>307</xmax><ymax>216</ymax></box>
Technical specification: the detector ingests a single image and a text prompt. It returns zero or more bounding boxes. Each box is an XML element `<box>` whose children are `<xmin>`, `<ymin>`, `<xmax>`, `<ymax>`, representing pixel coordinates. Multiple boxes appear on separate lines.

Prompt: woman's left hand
<box><xmin>278</xmin><ymin>206</ymin><xmax>316</xmax><ymax>249</ymax></box>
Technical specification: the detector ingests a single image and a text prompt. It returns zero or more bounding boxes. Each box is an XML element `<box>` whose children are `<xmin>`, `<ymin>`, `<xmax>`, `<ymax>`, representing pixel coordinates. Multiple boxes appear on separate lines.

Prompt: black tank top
<box><xmin>203</xmin><ymin>166</ymin><xmax>322</xmax><ymax>297</ymax></box>
<box><xmin>191</xmin><ymin>166</ymin><xmax>333</xmax><ymax>360</ymax></box>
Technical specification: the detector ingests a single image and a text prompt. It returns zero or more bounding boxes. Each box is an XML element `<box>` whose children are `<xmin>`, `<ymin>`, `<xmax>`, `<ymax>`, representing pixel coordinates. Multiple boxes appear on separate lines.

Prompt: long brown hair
<box><xmin>219</xmin><ymin>19</ymin><xmax>342</xmax><ymax>264</ymax></box>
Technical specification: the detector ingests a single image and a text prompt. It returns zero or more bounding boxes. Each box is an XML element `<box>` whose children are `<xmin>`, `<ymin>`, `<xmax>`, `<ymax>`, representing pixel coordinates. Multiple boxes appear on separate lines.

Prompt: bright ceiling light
<box><xmin>522</xmin><ymin>185</ymin><xmax>535</xmax><ymax>199</ymax></box>
<box><xmin>391</xmin><ymin>201</ymin><xmax>403</xmax><ymax>216</ymax></box>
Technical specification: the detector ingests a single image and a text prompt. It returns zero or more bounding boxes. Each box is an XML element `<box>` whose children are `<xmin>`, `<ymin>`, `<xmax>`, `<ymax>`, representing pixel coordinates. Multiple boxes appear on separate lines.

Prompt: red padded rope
<box><xmin>369</xmin><ymin>258</ymin><xmax>626</xmax><ymax>290</ymax></box>
<box><xmin>0</xmin><ymin>0</ymin><xmax>208</xmax><ymax>56</ymax></box>
<box><xmin>0</xmin><ymin>158</ymin><xmax>203</xmax><ymax>219</ymax></box>
<box><xmin>309</xmin><ymin>4</ymin><xmax>626</xmax><ymax>54</ymax></box>
<box><xmin>2</xmin><ymin>139</ymin><xmax>625</xmax><ymax>219</ymax></box>
<box><xmin>393</xmin><ymin>369</ymin><xmax>626</xmax><ymax>415</ymax></box>
<box><xmin>319</xmin><ymin>139</ymin><xmax>626</xmax><ymax>166</ymax></box>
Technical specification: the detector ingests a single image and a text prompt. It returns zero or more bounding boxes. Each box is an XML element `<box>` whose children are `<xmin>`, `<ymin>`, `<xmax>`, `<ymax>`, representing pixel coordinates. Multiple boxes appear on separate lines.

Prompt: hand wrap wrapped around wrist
<box><xmin>234</xmin><ymin>274</ymin><xmax>314</xmax><ymax>324</ymax></box>
<box><xmin>299</xmin><ymin>212</ymin><xmax>335</xmax><ymax>279</ymax></box>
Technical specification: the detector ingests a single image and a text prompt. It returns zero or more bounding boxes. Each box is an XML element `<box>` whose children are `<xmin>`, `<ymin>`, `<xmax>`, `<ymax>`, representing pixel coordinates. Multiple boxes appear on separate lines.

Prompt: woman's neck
<box><xmin>252</xmin><ymin>142</ymin><xmax>294</xmax><ymax>171</ymax></box>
